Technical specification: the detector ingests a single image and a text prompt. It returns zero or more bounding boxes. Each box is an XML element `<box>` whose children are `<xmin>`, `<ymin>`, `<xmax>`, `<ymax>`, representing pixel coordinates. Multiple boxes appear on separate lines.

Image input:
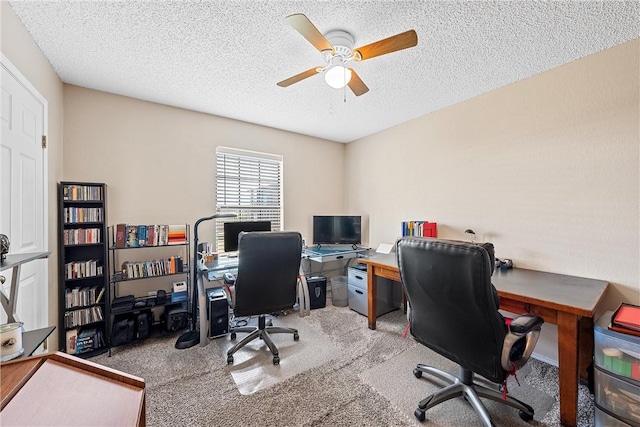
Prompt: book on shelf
<box><xmin>168</xmin><ymin>224</ymin><xmax>187</xmax><ymax>245</ymax></box>
<box><xmin>137</xmin><ymin>225</ymin><xmax>147</xmax><ymax>247</ymax></box>
<box><xmin>120</xmin><ymin>256</ymin><xmax>183</xmax><ymax>279</ymax></box>
<box><xmin>95</xmin><ymin>287</ymin><xmax>105</xmax><ymax>304</ymax></box>
<box><xmin>126</xmin><ymin>225</ymin><xmax>138</xmax><ymax>247</ymax></box>
<box><xmin>608</xmin><ymin>322</ymin><xmax>640</xmax><ymax>338</ymax></box>
<box><xmin>63</xmin><ymin>184</ymin><xmax>103</xmax><ymax>201</ymax></box>
<box><xmin>611</xmin><ymin>303</ymin><xmax>640</xmax><ymax>332</ymax></box>
<box><xmin>146</xmin><ymin>225</ymin><xmax>156</xmax><ymax>246</ymax></box>
<box><xmin>66</xmin><ymin>327</ymin><xmax>104</xmax><ymax>354</ymax></box>
<box><xmin>114</xmin><ymin>224</ymin><xmax>185</xmax><ymax>247</ymax></box>
<box><xmin>115</xmin><ymin>223</ymin><xmax>126</xmax><ymax>248</ymax></box>
<box><xmin>66</xmin><ymin>329</ymin><xmax>78</xmax><ymax>354</ymax></box>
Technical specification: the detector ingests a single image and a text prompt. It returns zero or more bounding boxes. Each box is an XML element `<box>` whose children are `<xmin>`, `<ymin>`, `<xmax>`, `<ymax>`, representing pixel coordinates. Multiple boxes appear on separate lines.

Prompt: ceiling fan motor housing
<box><xmin>322</xmin><ymin>30</ymin><xmax>355</xmax><ymax>62</ymax></box>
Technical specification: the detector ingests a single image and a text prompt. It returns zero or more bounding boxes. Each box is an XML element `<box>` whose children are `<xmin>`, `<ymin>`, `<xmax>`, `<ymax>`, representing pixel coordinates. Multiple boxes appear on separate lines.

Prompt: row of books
<box><xmin>65</xmin><ymin>327</ymin><xmax>106</xmax><ymax>355</ymax></box>
<box><xmin>62</xmin><ymin>185</ymin><xmax>103</xmax><ymax>202</ymax></box>
<box><xmin>64</xmin><ymin>286</ymin><xmax>105</xmax><ymax>309</ymax></box>
<box><xmin>64</xmin><ymin>306</ymin><xmax>104</xmax><ymax>328</ymax></box>
<box><xmin>401</xmin><ymin>221</ymin><xmax>438</xmax><ymax>238</ymax></box>
<box><xmin>121</xmin><ymin>256</ymin><xmax>184</xmax><ymax>279</ymax></box>
<box><xmin>64</xmin><ymin>259</ymin><xmax>103</xmax><ymax>280</ymax></box>
<box><xmin>114</xmin><ymin>224</ymin><xmax>187</xmax><ymax>248</ymax></box>
<box><xmin>63</xmin><ymin>207</ymin><xmax>104</xmax><ymax>224</ymax></box>
<box><xmin>63</xmin><ymin>228</ymin><xmax>102</xmax><ymax>246</ymax></box>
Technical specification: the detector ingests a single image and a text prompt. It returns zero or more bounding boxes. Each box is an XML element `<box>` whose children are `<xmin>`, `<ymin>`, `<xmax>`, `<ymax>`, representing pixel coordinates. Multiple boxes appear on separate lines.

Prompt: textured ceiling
<box><xmin>8</xmin><ymin>1</ymin><xmax>640</xmax><ymax>143</ymax></box>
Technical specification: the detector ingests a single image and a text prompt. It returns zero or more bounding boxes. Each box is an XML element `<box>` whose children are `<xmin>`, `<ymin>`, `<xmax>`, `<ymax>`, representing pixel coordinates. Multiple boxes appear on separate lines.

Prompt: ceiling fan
<box><xmin>277</xmin><ymin>14</ymin><xmax>418</xmax><ymax>96</ymax></box>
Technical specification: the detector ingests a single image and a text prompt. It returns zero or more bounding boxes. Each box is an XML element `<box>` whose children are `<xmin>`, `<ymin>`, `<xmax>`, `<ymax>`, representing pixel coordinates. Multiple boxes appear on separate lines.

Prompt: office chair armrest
<box><xmin>508</xmin><ymin>314</ymin><xmax>544</xmax><ymax>334</ymax></box>
<box><xmin>501</xmin><ymin>314</ymin><xmax>543</xmax><ymax>372</ymax></box>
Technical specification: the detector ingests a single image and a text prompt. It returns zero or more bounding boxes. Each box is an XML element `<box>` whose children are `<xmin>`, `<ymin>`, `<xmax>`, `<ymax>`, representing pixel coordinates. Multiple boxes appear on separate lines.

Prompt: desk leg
<box><xmin>579</xmin><ymin>316</ymin><xmax>594</xmax><ymax>383</ymax></box>
<box><xmin>367</xmin><ymin>264</ymin><xmax>377</xmax><ymax>330</ymax></box>
<box><xmin>0</xmin><ymin>265</ymin><xmax>22</xmax><ymax>323</ymax></box>
<box><xmin>557</xmin><ymin>311</ymin><xmax>579</xmax><ymax>427</ymax></box>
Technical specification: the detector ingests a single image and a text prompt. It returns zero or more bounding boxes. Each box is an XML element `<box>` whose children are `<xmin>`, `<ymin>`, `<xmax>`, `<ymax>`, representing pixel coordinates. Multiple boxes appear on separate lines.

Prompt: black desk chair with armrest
<box><xmin>397</xmin><ymin>237</ymin><xmax>544</xmax><ymax>426</ymax></box>
<box><xmin>226</xmin><ymin>231</ymin><xmax>302</xmax><ymax>365</ymax></box>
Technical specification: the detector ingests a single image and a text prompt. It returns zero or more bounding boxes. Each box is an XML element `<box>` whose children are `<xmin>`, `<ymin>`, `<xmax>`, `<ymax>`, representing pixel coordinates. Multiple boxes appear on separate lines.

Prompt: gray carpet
<box><xmin>91</xmin><ymin>303</ymin><xmax>595</xmax><ymax>426</ymax></box>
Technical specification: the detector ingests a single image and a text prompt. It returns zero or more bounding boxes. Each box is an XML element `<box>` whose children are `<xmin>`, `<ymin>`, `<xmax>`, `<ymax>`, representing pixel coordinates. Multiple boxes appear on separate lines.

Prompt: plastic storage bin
<box><xmin>330</xmin><ymin>276</ymin><xmax>348</xmax><ymax>307</ymax></box>
<box><xmin>593</xmin><ymin>311</ymin><xmax>640</xmax><ymax>426</ymax></box>
<box><xmin>594</xmin><ymin>367</ymin><xmax>640</xmax><ymax>425</ymax></box>
<box><xmin>595</xmin><ymin>404</ymin><xmax>633</xmax><ymax>427</ymax></box>
<box><xmin>347</xmin><ymin>266</ymin><xmax>402</xmax><ymax>317</ymax></box>
<box><xmin>595</xmin><ymin>324</ymin><xmax>640</xmax><ymax>382</ymax></box>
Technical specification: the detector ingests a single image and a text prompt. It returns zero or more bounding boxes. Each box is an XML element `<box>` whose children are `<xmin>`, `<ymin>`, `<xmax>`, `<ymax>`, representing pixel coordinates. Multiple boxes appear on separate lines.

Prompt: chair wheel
<box><xmin>518</xmin><ymin>410</ymin><xmax>534</xmax><ymax>422</ymax></box>
<box><xmin>293</xmin><ymin>333</ymin><xmax>299</xmax><ymax>341</ymax></box>
<box><xmin>414</xmin><ymin>409</ymin><xmax>425</xmax><ymax>421</ymax></box>
<box><xmin>227</xmin><ymin>355</ymin><xmax>234</xmax><ymax>364</ymax></box>
<box><xmin>273</xmin><ymin>356</ymin><xmax>280</xmax><ymax>365</ymax></box>
<box><xmin>413</xmin><ymin>368</ymin><xmax>422</xmax><ymax>378</ymax></box>
<box><xmin>230</xmin><ymin>332</ymin><xmax>236</xmax><ymax>340</ymax></box>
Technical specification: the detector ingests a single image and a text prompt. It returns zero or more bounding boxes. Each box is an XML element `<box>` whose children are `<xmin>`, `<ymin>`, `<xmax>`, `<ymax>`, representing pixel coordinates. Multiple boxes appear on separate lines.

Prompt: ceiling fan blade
<box><xmin>285</xmin><ymin>13</ymin><xmax>333</xmax><ymax>53</ymax></box>
<box><xmin>347</xmin><ymin>69</ymin><xmax>369</xmax><ymax>96</ymax></box>
<box><xmin>277</xmin><ymin>68</ymin><xmax>320</xmax><ymax>87</ymax></box>
<box><xmin>354</xmin><ymin>29</ymin><xmax>418</xmax><ymax>61</ymax></box>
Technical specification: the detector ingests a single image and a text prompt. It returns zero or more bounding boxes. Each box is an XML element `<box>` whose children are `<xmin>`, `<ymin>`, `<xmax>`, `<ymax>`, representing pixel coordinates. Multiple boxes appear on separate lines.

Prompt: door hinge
<box><xmin>42</xmin><ymin>135</ymin><xmax>47</xmax><ymax>149</ymax></box>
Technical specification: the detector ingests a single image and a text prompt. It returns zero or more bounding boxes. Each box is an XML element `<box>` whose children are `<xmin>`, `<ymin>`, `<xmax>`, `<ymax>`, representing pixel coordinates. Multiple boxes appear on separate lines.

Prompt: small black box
<box><xmin>166</xmin><ymin>307</ymin><xmax>188</xmax><ymax>332</ymax></box>
<box><xmin>306</xmin><ymin>276</ymin><xmax>327</xmax><ymax>309</ymax></box>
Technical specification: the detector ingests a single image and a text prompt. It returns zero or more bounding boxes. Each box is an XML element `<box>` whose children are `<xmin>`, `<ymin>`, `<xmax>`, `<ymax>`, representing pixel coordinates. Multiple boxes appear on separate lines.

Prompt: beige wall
<box><xmin>1</xmin><ymin>1</ymin><xmax>64</xmax><ymax>344</ymax></box>
<box><xmin>62</xmin><ymin>86</ymin><xmax>346</xmax><ymax>316</ymax></box>
<box><xmin>346</xmin><ymin>39</ymin><xmax>640</xmax><ymax>362</ymax></box>
<box><xmin>62</xmin><ymin>85</ymin><xmax>345</xmax><ymax>247</ymax></box>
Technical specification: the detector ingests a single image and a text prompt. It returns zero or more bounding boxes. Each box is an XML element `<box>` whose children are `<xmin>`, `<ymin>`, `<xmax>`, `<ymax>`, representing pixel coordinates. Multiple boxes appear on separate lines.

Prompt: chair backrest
<box><xmin>397</xmin><ymin>237</ymin><xmax>507</xmax><ymax>383</ymax></box>
<box><xmin>233</xmin><ymin>231</ymin><xmax>302</xmax><ymax>317</ymax></box>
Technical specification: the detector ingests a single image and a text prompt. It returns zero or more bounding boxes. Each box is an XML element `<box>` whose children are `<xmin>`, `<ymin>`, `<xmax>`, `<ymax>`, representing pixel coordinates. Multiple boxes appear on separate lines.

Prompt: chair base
<box><xmin>226</xmin><ymin>314</ymin><xmax>299</xmax><ymax>365</ymax></box>
<box><xmin>412</xmin><ymin>364</ymin><xmax>534</xmax><ymax>427</ymax></box>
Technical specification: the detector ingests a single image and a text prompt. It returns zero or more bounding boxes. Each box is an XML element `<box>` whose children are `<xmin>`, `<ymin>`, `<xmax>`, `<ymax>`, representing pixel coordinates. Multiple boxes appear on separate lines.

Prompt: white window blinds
<box><xmin>215</xmin><ymin>147</ymin><xmax>283</xmax><ymax>252</ymax></box>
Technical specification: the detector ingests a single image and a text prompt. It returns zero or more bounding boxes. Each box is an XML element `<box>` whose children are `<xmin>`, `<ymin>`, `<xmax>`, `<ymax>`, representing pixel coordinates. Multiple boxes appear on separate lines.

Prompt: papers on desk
<box><xmin>376</xmin><ymin>243</ymin><xmax>394</xmax><ymax>254</ymax></box>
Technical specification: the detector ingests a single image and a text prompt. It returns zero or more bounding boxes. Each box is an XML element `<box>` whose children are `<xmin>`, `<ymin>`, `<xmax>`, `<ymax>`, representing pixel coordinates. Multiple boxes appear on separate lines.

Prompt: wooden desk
<box><xmin>0</xmin><ymin>351</ymin><xmax>145</xmax><ymax>426</ymax></box>
<box><xmin>360</xmin><ymin>253</ymin><xmax>609</xmax><ymax>427</ymax></box>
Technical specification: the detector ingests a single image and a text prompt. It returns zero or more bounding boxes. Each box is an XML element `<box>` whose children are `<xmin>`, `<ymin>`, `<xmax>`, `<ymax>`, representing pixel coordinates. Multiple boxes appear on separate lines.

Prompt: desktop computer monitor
<box><xmin>312</xmin><ymin>215</ymin><xmax>361</xmax><ymax>245</ymax></box>
<box><xmin>223</xmin><ymin>221</ymin><xmax>271</xmax><ymax>252</ymax></box>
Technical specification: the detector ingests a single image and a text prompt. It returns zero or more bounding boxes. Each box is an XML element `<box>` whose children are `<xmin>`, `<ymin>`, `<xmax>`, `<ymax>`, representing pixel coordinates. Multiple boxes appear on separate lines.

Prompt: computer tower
<box><xmin>207</xmin><ymin>287</ymin><xmax>229</xmax><ymax>337</ymax></box>
<box><xmin>306</xmin><ymin>276</ymin><xmax>327</xmax><ymax>309</ymax></box>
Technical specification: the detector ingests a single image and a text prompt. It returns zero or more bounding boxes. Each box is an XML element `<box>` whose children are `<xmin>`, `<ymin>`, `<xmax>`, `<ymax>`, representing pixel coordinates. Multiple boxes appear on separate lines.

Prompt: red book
<box><xmin>612</xmin><ymin>303</ymin><xmax>640</xmax><ymax>332</ymax></box>
<box><xmin>115</xmin><ymin>224</ymin><xmax>126</xmax><ymax>248</ymax></box>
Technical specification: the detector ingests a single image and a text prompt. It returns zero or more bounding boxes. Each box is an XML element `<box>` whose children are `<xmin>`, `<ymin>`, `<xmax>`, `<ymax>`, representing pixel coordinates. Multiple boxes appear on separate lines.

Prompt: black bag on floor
<box><xmin>136</xmin><ymin>311</ymin><xmax>150</xmax><ymax>340</ymax></box>
<box><xmin>112</xmin><ymin>316</ymin><xmax>135</xmax><ymax>346</ymax></box>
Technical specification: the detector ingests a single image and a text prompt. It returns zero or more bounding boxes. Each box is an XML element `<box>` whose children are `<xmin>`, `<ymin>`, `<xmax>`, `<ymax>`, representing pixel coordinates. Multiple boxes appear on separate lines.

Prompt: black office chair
<box><xmin>226</xmin><ymin>231</ymin><xmax>302</xmax><ymax>365</ymax></box>
<box><xmin>397</xmin><ymin>237</ymin><xmax>543</xmax><ymax>426</ymax></box>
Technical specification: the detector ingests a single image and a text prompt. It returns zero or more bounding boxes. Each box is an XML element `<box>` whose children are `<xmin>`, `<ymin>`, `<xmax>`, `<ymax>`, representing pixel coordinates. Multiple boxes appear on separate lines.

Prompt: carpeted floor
<box><xmin>91</xmin><ymin>302</ymin><xmax>595</xmax><ymax>426</ymax></box>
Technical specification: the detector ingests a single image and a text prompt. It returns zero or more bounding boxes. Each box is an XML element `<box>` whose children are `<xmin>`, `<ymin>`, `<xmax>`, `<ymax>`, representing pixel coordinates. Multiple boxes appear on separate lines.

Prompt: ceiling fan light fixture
<box><xmin>324</xmin><ymin>65</ymin><xmax>352</xmax><ymax>89</ymax></box>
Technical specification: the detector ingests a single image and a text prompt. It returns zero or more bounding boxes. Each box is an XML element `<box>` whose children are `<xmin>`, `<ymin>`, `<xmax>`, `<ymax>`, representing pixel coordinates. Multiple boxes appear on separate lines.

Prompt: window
<box><xmin>215</xmin><ymin>147</ymin><xmax>283</xmax><ymax>253</ymax></box>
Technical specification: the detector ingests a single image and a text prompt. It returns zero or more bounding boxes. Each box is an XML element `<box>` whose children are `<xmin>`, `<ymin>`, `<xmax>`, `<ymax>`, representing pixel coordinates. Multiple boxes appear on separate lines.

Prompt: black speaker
<box><xmin>207</xmin><ymin>287</ymin><xmax>229</xmax><ymax>337</ymax></box>
<box><xmin>166</xmin><ymin>307</ymin><xmax>188</xmax><ymax>332</ymax></box>
<box><xmin>306</xmin><ymin>276</ymin><xmax>327</xmax><ymax>309</ymax></box>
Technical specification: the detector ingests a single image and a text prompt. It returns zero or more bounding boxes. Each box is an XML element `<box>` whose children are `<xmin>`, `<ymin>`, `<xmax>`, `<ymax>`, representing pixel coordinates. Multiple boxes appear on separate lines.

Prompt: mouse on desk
<box><xmin>223</xmin><ymin>272</ymin><xmax>236</xmax><ymax>285</ymax></box>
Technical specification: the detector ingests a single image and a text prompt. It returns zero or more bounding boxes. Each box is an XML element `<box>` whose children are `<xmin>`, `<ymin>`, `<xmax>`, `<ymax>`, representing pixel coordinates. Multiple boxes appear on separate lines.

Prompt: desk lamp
<box><xmin>464</xmin><ymin>229</ymin><xmax>476</xmax><ymax>243</ymax></box>
<box><xmin>176</xmin><ymin>212</ymin><xmax>236</xmax><ymax>349</ymax></box>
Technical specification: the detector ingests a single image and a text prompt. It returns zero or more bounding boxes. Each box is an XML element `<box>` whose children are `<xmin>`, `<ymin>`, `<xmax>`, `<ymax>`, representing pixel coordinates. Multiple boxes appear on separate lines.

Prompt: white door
<box><xmin>0</xmin><ymin>56</ymin><xmax>48</xmax><ymax>331</ymax></box>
